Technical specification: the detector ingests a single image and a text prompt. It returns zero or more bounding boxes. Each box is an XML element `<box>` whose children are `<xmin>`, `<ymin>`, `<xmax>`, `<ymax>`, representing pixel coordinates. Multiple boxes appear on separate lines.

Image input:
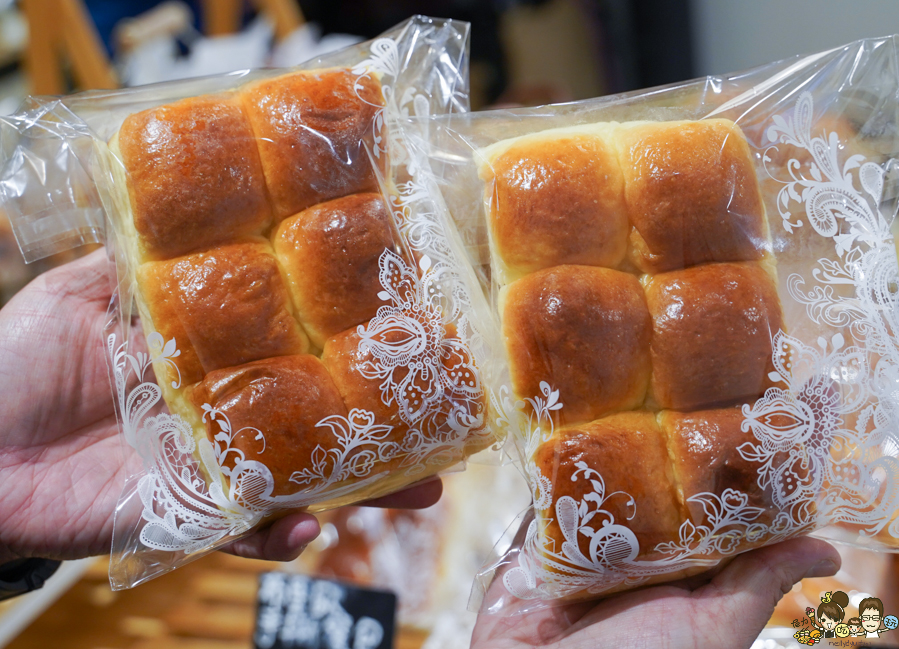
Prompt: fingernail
<box><xmin>805</xmin><ymin>560</ymin><xmax>838</xmax><ymax>579</ymax></box>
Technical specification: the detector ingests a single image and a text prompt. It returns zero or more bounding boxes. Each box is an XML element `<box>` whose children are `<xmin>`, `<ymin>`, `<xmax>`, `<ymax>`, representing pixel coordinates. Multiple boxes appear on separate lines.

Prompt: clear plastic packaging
<box><xmin>402</xmin><ymin>36</ymin><xmax>899</xmax><ymax>612</ymax></box>
<box><xmin>0</xmin><ymin>16</ymin><xmax>503</xmax><ymax>589</ymax></box>
<box><xmin>300</xmin><ymin>461</ymin><xmax>530</xmax><ymax>638</ymax></box>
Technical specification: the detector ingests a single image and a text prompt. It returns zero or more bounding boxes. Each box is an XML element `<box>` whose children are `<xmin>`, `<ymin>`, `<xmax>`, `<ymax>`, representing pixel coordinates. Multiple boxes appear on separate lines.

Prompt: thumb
<box><xmin>694</xmin><ymin>536</ymin><xmax>841</xmax><ymax>644</ymax></box>
<box><xmin>220</xmin><ymin>512</ymin><xmax>321</xmax><ymax>562</ymax></box>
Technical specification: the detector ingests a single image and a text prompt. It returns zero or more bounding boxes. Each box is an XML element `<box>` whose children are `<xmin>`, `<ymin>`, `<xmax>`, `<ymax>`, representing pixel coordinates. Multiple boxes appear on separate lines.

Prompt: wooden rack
<box><xmin>21</xmin><ymin>0</ymin><xmax>304</xmax><ymax>94</ymax></box>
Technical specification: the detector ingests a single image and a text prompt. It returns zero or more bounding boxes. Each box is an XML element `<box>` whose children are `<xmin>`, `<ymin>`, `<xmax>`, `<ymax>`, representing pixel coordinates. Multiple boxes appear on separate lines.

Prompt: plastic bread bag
<box><xmin>0</xmin><ymin>15</ymin><xmax>503</xmax><ymax>589</ymax></box>
<box><xmin>301</xmin><ymin>461</ymin><xmax>530</xmax><ymax>635</ymax></box>
<box><xmin>400</xmin><ymin>35</ymin><xmax>899</xmax><ymax>613</ymax></box>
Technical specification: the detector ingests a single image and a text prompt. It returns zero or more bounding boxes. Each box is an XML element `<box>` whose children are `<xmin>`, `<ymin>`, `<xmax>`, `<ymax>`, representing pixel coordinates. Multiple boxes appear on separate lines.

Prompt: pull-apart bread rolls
<box><xmin>190</xmin><ymin>355</ymin><xmax>349</xmax><ymax>498</ymax></box>
<box><xmin>644</xmin><ymin>261</ymin><xmax>783</xmax><ymax>411</ymax></box>
<box><xmin>137</xmin><ymin>240</ymin><xmax>310</xmax><ymax>387</ymax></box>
<box><xmin>482</xmin><ymin>118</ymin><xmax>809</xmax><ymax>582</ymax></box>
<box><xmin>534</xmin><ymin>413</ymin><xmax>686</xmax><ymax>561</ymax></box>
<box><xmin>480</xmin><ymin>119</ymin><xmax>768</xmax><ymax>281</ymax></box>
<box><xmin>617</xmin><ymin>120</ymin><xmax>768</xmax><ymax>273</ymax></box>
<box><xmin>659</xmin><ymin>409</ymin><xmax>791</xmax><ymax>536</ymax></box>
<box><xmin>109</xmin><ymin>68</ymin><xmax>486</xmax><ymax>510</ymax></box>
<box><xmin>532</xmin><ymin>407</ymin><xmax>789</xmax><ymax>583</ymax></box>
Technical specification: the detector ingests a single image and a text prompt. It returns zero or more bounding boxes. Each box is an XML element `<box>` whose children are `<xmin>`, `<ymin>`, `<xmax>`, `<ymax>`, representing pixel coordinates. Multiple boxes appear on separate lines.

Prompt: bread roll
<box><xmin>501</xmin><ymin>265</ymin><xmax>651</xmax><ymax>425</ymax></box>
<box><xmin>241</xmin><ymin>69</ymin><xmax>386</xmax><ymax>220</ymax></box>
<box><xmin>190</xmin><ymin>355</ymin><xmax>348</xmax><ymax>497</ymax></box>
<box><xmin>320</xmin><ymin>325</ymin><xmax>410</xmax><ymax>449</ymax></box>
<box><xmin>481</xmin><ymin>129</ymin><xmax>628</xmax><ymax>280</ymax></box>
<box><xmin>137</xmin><ymin>239</ymin><xmax>310</xmax><ymax>386</ymax></box>
<box><xmin>645</xmin><ymin>262</ymin><xmax>783</xmax><ymax>411</ymax></box>
<box><xmin>534</xmin><ymin>412</ymin><xmax>687</xmax><ymax>560</ymax></box>
<box><xmin>321</xmin><ymin>323</ymin><xmax>487</xmax><ymax>456</ymax></box>
<box><xmin>273</xmin><ymin>193</ymin><xmax>402</xmax><ymax>349</ymax></box>
<box><xmin>113</xmin><ymin>95</ymin><xmax>272</xmax><ymax>262</ymax></box>
<box><xmin>616</xmin><ymin>119</ymin><xmax>767</xmax><ymax>273</ymax></box>
<box><xmin>660</xmin><ymin>408</ymin><xmax>787</xmax><ymax>535</ymax></box>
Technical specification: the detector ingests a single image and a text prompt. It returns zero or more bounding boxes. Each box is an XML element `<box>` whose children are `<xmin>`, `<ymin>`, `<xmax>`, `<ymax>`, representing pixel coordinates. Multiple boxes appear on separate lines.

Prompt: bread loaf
<box><xmin>481</xmin><ymin>118</ymin><xmax>804</xmax><ymax>590</ymax></box>
<box><xmin>107</xmin><ymin>67</ymin><xmax>487</xmax><ymax>511</ymax></box>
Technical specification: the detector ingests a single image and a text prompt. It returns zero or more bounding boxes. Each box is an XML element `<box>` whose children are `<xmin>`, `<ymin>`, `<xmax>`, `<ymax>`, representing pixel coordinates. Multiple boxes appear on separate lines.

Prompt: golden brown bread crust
<box><xmin>321</xmin><ymin>325</ymin><xmax>410</xmax><ymax>439</ymax></box>
<box><xmin>534</xmin><ymin>412</ymin><xmax>687</xmax><ymax>559</ymax></box>
<box><xmin>645</xmin><ymin>262</ymin><xmax>783</xmax><ymax>411</ymax></box>
<box><xmin>486</xmin><ymin>133</ymin><xmax>628</xmax><ymax>278</ymax></box>
<box><xmin>616</xmin><ymin>119</ymin><xmax>767</xmax><ymax>273</ymax></box>
<box><xmin>273</xmin><ymin>193</ymin><xmax>401</xmax><ymax>349</ymax></box>
<box><xmin>502</xmin><ymin>265</ymin><xmax>651</xmax><ymax>425</ymax></box>
<box><xmin>117</xmin><ymin>95</ymin><xmax>272</xmax><ymax>261</ymax></box>
<box><xmin>191</xmin><ymin>355</ymin><xmax>348</xmax><ymax>497</ymax></box>
<box><xmin>321</xmin><ymin>323</ymin><xmax>489</xmax><ymax>465</ymax></box>
<box><xmin>660</xmin><ymin>408</ymin><xmax>784</xmax><ymax>532</ymax></box>
<box><xmin>241</xmin><ymin>70</ymin><xmax>386</xmax><ymax>220</ymax></box>
<box><xmin>138</xmin><ymin>240</ymin><xmax>310</xmax><ymax>386</ymax></box>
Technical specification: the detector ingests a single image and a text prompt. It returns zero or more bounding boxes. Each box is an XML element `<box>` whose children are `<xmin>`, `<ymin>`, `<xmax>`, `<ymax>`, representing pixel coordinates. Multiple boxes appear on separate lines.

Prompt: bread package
<box><xmin>483</xmin><ymin>118</ymin><xmax>805</xmax><ymax>599</ymax></box>
<box><xmin>403</xmin><ymin>36</ymin><xmax>899</xmax><ymax>609</ymax></box>
<box><xmin>0</xmin><ymin>17</ymin><xmax>498</xmax><ymax>589</ymax></box>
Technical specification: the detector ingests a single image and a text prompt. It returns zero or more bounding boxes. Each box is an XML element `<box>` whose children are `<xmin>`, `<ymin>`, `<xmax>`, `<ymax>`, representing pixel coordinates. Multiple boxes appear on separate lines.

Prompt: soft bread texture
<box><xmin>115</xmin><ymin>95</ymin><xmax>272</xmax><ymax>261</ymax></box>
<box><xmin>533</xmin><ymin>407</ymin><xmax>795</xmax><ymax>572</ymax></box>
<box><xmin>483</xmin><ymin>129</ymin><xmax>628</xmax><ymax>281</ymax></box>
<box><xmin>617</xmin><ymin>119</ymin><xmax>767</xmax><ymax>273</ymax></box>
<box><xmin>190</xmin><ymin>355</ymin><xmax>349</xmax><ymax>497</ymax></box>
<box><xmin>644</xmin><ymin>262</ymin><xmax>783</xmax><ymax>411</ymax></box>
<box><xmin>534</xmin><ymin>412</ymin><xmax>687</xmax><ymax>559</ymax></box>
<box><xmin>501</xmin><ymin>265</ymin><xmax>651</xmax><ymax>425</ymax></box>
<box><xmin>478</xmin><ymin>119</ymin><xmax>767</xmax><ymax>280</ymax></box>
<box><xmin>321</xmin><ymin>323</ymin><xmax>490</xmax><ymax>460</ymax></box>
<box><xmin>137</xmin><ymin>239</ymin><xmax>310</xmax><ymax>386</ymax></box>
<box><xmin>660</xmin><ymin>408</ymin><xmax>787</xmax><ymax>536</ymax></box>
<box><xmin>241</xmin><ymin>69</ymin><xmax>386</xmax><ymax>220</ymax></box>
<box><xmin>321</xmin><ymin>325</ymin><xmax>413</xmax><ymax>447</ymax></box>
<box><xmin>273</xmin><ymin>193</ymin><xmax>401</xmax><ymax>349</ymax></box>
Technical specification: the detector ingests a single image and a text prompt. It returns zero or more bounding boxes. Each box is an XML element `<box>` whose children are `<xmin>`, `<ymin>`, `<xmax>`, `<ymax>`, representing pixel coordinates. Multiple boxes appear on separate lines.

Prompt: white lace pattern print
<box><xmin>760</xmin><ymin>91</ymin><xmax>899</xmax><ymax>538</ymax></box>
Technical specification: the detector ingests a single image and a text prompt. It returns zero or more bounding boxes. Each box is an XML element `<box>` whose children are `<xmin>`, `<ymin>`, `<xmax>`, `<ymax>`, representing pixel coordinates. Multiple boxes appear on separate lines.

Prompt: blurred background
<box><xmin>1</xmin><ymin>1</ymin><xmax>899</xmax><ymax>648</ymax></box>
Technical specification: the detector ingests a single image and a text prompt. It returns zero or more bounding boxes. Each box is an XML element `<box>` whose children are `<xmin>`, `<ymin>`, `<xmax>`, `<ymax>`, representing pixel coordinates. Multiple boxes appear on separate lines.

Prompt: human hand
<box><xmin>0</xmin><ymin>250</ymin><xmax>441</xmax><ymax>566</ymax></box>
<box><xmin>471</xmin><ymin>536</ymin><xmax>840</xmax><ymax>649</ymax></box>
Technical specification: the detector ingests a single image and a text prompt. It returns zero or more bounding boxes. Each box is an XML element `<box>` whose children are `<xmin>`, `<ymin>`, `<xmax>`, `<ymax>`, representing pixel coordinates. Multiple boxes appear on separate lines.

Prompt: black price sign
<box><xmin>253</xmin><ymin>572</ymin><xmax>396</xmax><ymax>649</ymax></box>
